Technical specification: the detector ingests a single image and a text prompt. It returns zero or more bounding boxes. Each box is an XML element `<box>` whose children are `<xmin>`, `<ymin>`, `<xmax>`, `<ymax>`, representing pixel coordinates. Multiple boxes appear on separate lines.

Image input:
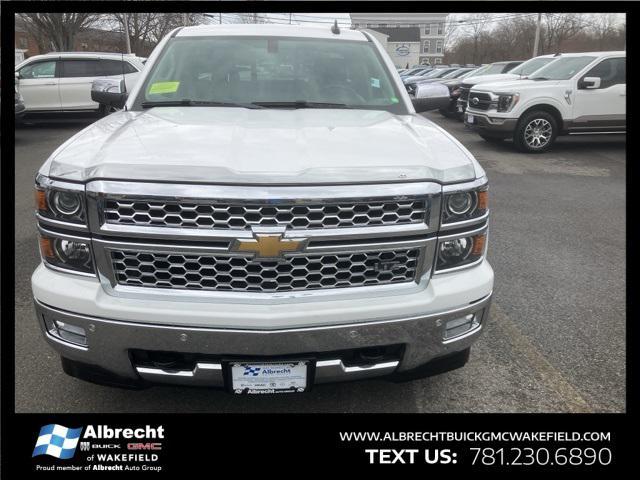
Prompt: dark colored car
<box><xmin>15</xmin><ymin>78</ymin><xmax>26</xmax><ymax>122</ymax></box>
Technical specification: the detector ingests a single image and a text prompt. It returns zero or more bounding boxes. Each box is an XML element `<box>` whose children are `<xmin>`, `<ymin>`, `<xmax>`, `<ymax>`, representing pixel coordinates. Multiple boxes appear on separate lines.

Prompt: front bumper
<box><xmin>32</xmin><ymin>260</ymin><xmax>493</xmax><ymax>388</ymax></box>
<box><xmin>464</xmin><ymin>110</ymin><xmax>518</xmax><ymax>138</ymax></box>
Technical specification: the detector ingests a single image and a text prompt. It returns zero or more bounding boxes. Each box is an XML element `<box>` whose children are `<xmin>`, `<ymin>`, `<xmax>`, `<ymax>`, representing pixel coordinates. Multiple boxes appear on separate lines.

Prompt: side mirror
<box><xmin>15</xmin><ymin>71</ymin><xmax>20</xmax><ymax>80</ymax></box>
<box><xmin>91</xmin><ymin>78</ymin><xmax>127</xmax><ymax>109</ymax></box>
<box><xmin>580</xmin><ymin>76</ymin><xmax>601</xmax><ymax>89</ymax></box>
<box><xmin>410</xmin><ymin>82</ymin><xmax>451</xmax><ymax>113</ymax></box>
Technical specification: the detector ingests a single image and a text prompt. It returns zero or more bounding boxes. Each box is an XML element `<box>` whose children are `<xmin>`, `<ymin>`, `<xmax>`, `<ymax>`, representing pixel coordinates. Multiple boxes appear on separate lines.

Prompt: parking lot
<box><xmin>14</xmin><ymin>112</ymin><xmax>625</xmax><ymax>413</ymax></box>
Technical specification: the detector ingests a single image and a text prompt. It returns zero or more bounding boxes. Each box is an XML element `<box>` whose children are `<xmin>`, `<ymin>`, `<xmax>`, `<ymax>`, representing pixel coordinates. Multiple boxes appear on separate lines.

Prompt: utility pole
<box><xmin>123</xmin><ymin>13</ymin><xmax>131</xmax><ymax>54</ymax></box>
<box><xmin>533</xmin><ymin>12</ymin><xmax>542</xmax><ymax>57</ymax></box>
<box><xmin>289</xmin><ymin>13</ymin><xmax>292</xmax><ymax>24</ymax></box>
<box><xmin>219</xmin><ymin>13</ymin><xmax>222</xmax><ymax>24</ymax></box>
<box><xmin>183</xmin><ymin>13</ymin><xmax>189</xmax><ymax>26</ymax></box>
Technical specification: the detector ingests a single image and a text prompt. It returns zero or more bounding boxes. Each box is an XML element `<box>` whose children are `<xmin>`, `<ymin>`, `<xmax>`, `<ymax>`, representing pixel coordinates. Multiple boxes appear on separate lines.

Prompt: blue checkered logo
<box><xmin>244</xmin><ymin>366</ymin><xmax>261</xmax><ymax>376</ymax></box>
<box><xmin>32</xmin><ymin>424</ymin><xmax>83</xmax><ymax>459</ymax></box>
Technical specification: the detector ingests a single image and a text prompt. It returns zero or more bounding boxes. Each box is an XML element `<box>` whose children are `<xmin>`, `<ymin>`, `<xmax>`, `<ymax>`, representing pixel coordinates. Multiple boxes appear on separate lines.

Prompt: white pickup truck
<box><xmin>464</xmin><ymin>51</ymin><xmax>626</xmax><ymax>152</ymax></box>
<box><xmin>32</xmin><ymin>24</ymin><xmax>493</xmax><ymax>394</ymax></box>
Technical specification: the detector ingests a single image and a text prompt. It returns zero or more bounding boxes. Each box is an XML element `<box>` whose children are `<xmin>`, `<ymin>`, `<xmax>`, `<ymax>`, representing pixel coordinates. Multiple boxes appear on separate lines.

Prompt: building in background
<box><xmin>350</xmin><ymin>13</ymin><xmax>449</xmax><ymax>67</ymax></box>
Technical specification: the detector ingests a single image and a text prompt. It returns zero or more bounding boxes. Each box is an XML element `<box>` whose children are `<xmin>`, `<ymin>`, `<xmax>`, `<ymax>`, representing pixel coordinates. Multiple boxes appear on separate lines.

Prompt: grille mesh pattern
<box><xmin>103</xmin><ymin>199</ymin><xmax>427</xmax><ymax>230</ymax></box>
<box><xmin>111</xmin><ymin>249</ymin><xmax>420</xmax><ymax>293</ymax></box>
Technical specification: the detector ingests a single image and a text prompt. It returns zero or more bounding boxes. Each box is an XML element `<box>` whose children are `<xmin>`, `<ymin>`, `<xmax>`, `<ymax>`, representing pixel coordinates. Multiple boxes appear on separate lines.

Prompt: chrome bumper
<box><xmin>34</xmin><ymin>293</ymin><xmax>491</xmax><ymax>387</ymax></box>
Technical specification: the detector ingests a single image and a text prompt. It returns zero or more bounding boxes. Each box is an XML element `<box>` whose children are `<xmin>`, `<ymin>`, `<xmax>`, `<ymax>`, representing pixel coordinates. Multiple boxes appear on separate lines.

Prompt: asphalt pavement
<box><xmin>14</xmin><ymin>113</ymin><xmax>626</xmax><ymax>413</ymax></box>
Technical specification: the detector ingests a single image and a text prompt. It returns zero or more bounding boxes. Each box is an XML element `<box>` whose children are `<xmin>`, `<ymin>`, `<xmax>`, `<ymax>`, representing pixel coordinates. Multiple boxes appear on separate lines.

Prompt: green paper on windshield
<box><xmin>149</xmin><ymin>81</ymin><xmax>180</xmax><ymax>94</ymax></box>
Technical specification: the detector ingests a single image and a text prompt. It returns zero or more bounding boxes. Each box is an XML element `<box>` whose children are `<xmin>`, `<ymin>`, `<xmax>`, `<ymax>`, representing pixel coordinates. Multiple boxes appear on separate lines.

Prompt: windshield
<box><xmin>529</xmin><ymin>56</ymin><xmax>596</xmax><ymax>80</ymax></box>
<box><xmin>444</xmin><ymin>68</ymin><xmax>471</xmax><ymax>79</ymax></box>
<box><xmin>480</xmin><ymin>63</ymin><xmax>511</xmax><ymax>75</ymax></box>
<box><xmin>508</xmin><ymin>57</ymin><xmax>555</xmax><ymax>76</ymax></box>
<box><xmin>459</xmin><ymin>68</ymin><xmax>480</xmax><ymax>79</ymax></box>
<box><xmin>135</xmin><ymin>36</ymin><xmax>407</xmax><ymax>112</ymax></box>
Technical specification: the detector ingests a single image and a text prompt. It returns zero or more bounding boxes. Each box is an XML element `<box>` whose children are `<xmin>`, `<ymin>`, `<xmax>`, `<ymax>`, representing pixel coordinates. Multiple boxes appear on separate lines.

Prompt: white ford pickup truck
<box><xmin>464</xmin><ymin>51</ymin><xmax>626</xmax><ymax>152</ymax></box>
<box><xmin>32</xmin><ymin>24</ymin><xmax>493</xmax><ymax>394</ymax></box>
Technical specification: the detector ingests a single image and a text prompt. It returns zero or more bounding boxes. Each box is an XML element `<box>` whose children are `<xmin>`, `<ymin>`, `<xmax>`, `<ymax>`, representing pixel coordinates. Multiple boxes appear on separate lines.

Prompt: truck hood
<box><xmin>44</xmin><ymin>107</ymin><xmax>480</xmax><ymax>185</ymax></box>
<box><xmin>471</xmin><ymin>79</ymin><xmax>562</xmax><ymax>93</ymax></box>
<box><xmin>463</xmin><ymin>73</ymin><xmax>522</xmax><ymax>86</ymax></box>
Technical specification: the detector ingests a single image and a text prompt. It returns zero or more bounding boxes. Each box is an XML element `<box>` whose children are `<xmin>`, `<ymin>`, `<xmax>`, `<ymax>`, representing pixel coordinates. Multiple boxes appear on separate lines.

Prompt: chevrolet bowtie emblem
<box><xmin>232</xmin><ymin>234</ymin><xmax>307</xmax><ymax>259</ymax></box>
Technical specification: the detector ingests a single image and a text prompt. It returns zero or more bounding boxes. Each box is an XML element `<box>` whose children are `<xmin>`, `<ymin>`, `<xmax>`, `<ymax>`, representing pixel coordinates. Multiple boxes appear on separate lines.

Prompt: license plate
<box><xmin>466</xmin><ymin>114</ymin><xmax>475</xmax><ymax>124</ymax></box>
<box><xmin>457</xmin><ymin>105</ymin><xmax>463</xmax><ymax>113</ymax></box>
<box><xmin>230</xmin><ymin>361</ymin><xmax>308</xmax><ymax>394</ymax></box>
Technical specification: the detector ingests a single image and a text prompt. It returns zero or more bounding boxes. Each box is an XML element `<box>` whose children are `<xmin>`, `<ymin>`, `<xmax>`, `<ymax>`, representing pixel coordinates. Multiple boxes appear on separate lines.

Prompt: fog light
<box><xmin>444</xmin><ymin>313</ymin><xmax>479</xmax><ymax>340</ymax></box>
<box><xmin>52</xmin><ymin>319</ymin><xmax>87</xmax><ymax>346</ymax></box>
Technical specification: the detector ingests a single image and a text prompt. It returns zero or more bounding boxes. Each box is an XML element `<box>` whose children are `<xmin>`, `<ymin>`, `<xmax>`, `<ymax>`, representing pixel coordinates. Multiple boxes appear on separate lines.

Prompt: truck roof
<box><xmin>175</xmin><ymin>23</ymin><xmax>368</xmax><ymax>41</ymax></box>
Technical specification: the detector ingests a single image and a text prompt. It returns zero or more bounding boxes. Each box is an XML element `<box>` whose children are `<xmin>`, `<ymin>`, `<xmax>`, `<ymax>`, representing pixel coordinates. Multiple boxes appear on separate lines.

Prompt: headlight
<box><xmin>496</xmin><ymin>93</ymin><xmax>519</xmax><ymax>112</ymax></box>
<box><xmin>35</xmin><ymin>174</ymin><xmax>86</xmax><ymax>224</ymax></box>
<box><xmin>38</xmin><ymin>231</ymin><xmax>94</xmax><ymax>274</ymax></box>
<box><xmin>442</xmin><ymin>184</ymin><xmax>488</xmax><ymax>225</ymax></box>
<box><xmin>436</xmin><ymin>230</ymin><xmax>487</xmax><ymax>272</ymax></box>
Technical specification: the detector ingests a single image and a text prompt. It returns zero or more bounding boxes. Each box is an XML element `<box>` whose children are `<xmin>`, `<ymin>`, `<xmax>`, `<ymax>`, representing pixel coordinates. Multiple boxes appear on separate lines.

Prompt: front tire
<box><xmin>514</xmin><ymin>110</ymin><xmax>558</xmax><ymax>153</ymax></box>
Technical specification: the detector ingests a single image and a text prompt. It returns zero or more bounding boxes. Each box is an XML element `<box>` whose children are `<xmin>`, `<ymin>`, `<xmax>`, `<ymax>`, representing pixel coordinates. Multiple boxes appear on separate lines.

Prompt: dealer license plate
<box><xmin>466</xmin><ymin>114</ymin><xmax>475</xmax><ymax>124</ymax></box>
<box><xmin>230</xmin><ymin>361</ymin><xmax>308</xmax><ymax>394</ymax></box>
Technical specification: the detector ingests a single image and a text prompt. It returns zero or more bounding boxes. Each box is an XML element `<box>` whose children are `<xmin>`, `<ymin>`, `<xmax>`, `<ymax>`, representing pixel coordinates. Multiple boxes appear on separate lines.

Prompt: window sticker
<box><xmin>390</xmin><ymin>96</ymin><xmax>400</xmax><ymax>104</ymax></box>
<box><xmin>370</xmin><ymin>77</ymin><xmax>381</xmax><ymax>88</ymax></box>
<box><xmin>148</xmin><ymin>81</ymin><xmax>180</xmax><ymax>94</ymax></box>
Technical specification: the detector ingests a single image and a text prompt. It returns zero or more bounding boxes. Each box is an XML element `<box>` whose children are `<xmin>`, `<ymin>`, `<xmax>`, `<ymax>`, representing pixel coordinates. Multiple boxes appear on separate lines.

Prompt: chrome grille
<box><xmin>468</xmin><ymin>92</ymin><xmax>493</xmax><ymax>111</ymax></box>
<box><xmin>111</xmin><ymin>249</ymin><xmax>420</xmax><ymax>293</ymax></box>
<box><xmin>102</xmin><ymin>198</ymin><xmax>428</xmax><ymax>230</ymax></box>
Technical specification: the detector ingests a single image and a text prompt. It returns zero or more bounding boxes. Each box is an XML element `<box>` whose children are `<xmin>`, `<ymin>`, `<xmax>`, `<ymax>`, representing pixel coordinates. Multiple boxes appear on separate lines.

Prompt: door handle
<box><xmin>42</xmin><ymin>82</ymin><xmax>56</xmax><ymax>86</ymax></box>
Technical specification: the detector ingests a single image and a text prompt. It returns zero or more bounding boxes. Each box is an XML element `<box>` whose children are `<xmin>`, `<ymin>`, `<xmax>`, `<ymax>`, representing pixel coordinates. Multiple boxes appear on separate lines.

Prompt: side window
<box><xmin>19</xmin><ymin>61</ymin><xmax>57</xmax><ymax>79</ymax></box>
<box><xmin>99</xmin><ymin>59</ymin><xmax>138</xmax><ymax>76</ymax></box>
<box><xmin>581</xmin><ymin>58</ymin><xmax>626</xmax><ymax>89</ymax></box>
<box><xmin>60</xmin><ymin>60</ymin><xmax>100</xmax><ymax>78</ymax></box>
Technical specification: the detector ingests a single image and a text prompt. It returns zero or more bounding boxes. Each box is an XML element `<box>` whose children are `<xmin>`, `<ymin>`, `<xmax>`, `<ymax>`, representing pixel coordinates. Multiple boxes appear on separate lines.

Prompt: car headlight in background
<box><xmin>35</xmin><ymin>174</ymin><xmax>86</xmax><ymax>224</ymax></box>
<box><xmin>442</xmin><ymin>183</ymin><xmax>488</xmax><ymax>225</ymax></box>
<box><xmin>38</xmin><ymin>230</ymin><xmax>94</xmax><ymax>275</ymax></box>
<box><xmin>436</xmin><ymin>230</ymin><xmax>487</xmax><ymax>272</ymax></box>
<box><xmin>496</xmin><ymin>93</ymin><xmax>519</xmax><ymax>112</ymax></box>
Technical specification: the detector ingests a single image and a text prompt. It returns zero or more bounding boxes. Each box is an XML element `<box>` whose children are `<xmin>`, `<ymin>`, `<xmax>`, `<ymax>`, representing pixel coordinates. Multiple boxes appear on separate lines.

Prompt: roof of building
<box><xmin>369</xmin><ymin>27</ymin><xmax>420</xmax><ymax>42</ymax></box>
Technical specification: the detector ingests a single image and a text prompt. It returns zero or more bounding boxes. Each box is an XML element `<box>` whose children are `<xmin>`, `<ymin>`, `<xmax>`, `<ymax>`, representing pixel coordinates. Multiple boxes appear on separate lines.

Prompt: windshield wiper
<box><xmin>251</xmin><ymin>101</ymin><xmax>352</xmax><ymax>109</ymax></box>
<box><xmin>141</xmin><ymin>99</ymin><xmax>264</xmax><ymax>109</ymax></box>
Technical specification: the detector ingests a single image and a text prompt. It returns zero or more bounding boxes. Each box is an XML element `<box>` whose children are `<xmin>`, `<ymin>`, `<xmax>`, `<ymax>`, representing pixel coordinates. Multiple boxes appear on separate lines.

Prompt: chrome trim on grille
<box><xmin>84</xmin><ymin>181</ymin><xmax>443</xmax><ymax>301</ymax></box>
<box><xmin>86</xmin><ymin>181</ymin><xmax>442</xmax><ymax>239</ymax></box>
<box><xmin>91</xmin><ymin>236</ymin><xmax>436</xmax><ymax>303</ymax></box>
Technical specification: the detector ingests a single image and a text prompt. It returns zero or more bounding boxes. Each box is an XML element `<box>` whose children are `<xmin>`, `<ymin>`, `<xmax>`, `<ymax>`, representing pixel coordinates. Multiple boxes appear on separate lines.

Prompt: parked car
<box><xmin>32</xmin><ymin>24</ymin><xmax>493</xmax><ymax>393</ymax></box>
<box><xmin>435</xmin><ymin>68</ymin><xmax>486</xmax><ymax>118</ymax></box>
<box><xmin>15</xmin><ymin>52</ymin><xmax>144</xmax><ymax>117</ymax></box>
<box><xmin>405</xmin><ymin>68</ymin><xmax>476</xmax><ymax>96</ymax></box>
<box><xmin>15</xmin><ymin>76</ymin><xmax>26</xmax><ymax>122</ymax></box>
<box><xmin>400</xmin><ymin>66</ymin><xmax>431</xmax><ymax>77</ymax></box>
<box><xmin>402</xmin><ymin>67</ymin><xmax>459</xmax><ymax>85</ymax></box>
<box><xmin>456</xmin><ymin>60</ymin><xmax>524</xmax><ymax>115</ymax></box>
<box><xmin>464</xmin><ymin>51</ymin><xmax>625</xmax><ymax>152</ymax></box>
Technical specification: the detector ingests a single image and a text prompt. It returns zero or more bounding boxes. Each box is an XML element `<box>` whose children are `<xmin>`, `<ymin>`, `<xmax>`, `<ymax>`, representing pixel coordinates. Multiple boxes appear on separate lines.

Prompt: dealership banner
<box><xmin>4</xmin><ymin>413</ymin><xmax>628</xmax><ymax>474</ymax></box>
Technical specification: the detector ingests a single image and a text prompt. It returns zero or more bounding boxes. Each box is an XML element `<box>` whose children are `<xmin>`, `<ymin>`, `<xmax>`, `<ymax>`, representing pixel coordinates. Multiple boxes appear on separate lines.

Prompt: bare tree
<box><xmin>18</xmin><ymin>13</ymin><xmax>103</xmax><ymax>51</ymax></box>
<box><xmin>588</xmin><ymin>13</ymin><xmax>618</xmax><ymax>50</ymax></box>
<box><xmin>541</xmin><ymin>13</ymin><xmax>586</xmax><ymax>54</ymax></box>
<box><xmin>459</xmin><ymin>14</ymin><xmax>492</xmax><ymax>65</ymax></box>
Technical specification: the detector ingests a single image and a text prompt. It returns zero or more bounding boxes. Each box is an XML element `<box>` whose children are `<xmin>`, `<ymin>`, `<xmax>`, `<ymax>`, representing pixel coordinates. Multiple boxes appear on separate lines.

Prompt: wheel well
<box><xmin>519</xmin><ymin>104</ymin><xmax>564</xmax><ymax>132</ymax></box>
